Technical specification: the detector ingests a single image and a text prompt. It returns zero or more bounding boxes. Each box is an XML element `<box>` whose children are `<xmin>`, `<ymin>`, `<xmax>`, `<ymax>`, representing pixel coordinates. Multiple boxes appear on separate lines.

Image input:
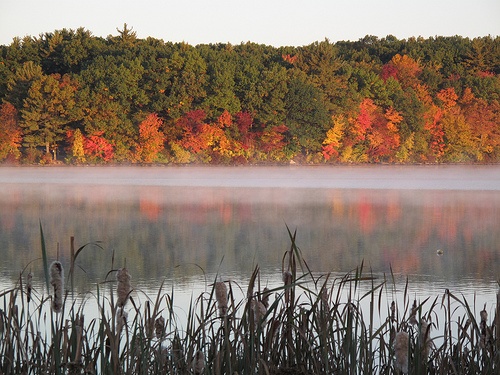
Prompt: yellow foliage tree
<box><xmin>322</xmin><ymin>115</ymin><xmax>345</xmax><ymax>160</ymax></box>
<box><xmin>71</xmin><ymin>128</ymin><xmax>86</xmax><ymax>163</ymax></box>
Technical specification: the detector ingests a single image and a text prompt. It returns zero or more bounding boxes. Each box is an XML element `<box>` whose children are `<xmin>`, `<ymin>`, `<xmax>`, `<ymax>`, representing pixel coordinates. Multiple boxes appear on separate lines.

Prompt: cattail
<box><xmin>282</xmin><ymin>271</ymin><xmax>292</xmax><ymax>285</ymax></box>
<box><xmin>320</xmin><ymin>287</ymin><xmax>329</xmax><ymax>311</ymax></box>
<box><xmin>261</xmin><ymin>287</ymin><xmax>271</xmax><ymax>309</ymax></box>
<box><xmin>26</xmin><ymin>271</ymin><xmax>33</xmax><ymax>303</ymax></box>
<box><xmin>191</xmin><ymin>350</ymin><xmax>204</xmax><ymax>374</ymax></box>
<box><xmin>73</xmin><ymin>313</ymin><xmax>84</xmax><ymax>364</ymax></box>
<box><xmin>283</xmin><ymin>271</ymin><xmax>292</xmax><ymax>303</ymax></box>
<box><xmin>479</xmin><ymin>304</ymin><xmax>489</xmax><ymax>349</ymax></box>
<box><xmin>409</xmin><ymin>299</ymin><xmax>418</xmax><ymax>326</ymax></box>
<box><xmin>251</xmin><ymin>299</ymin><xmax>267</xmax><ymax>324</ymax></box>
<box><xmin>394</xmin><ymin>331</ymin><xmax>409</xmax><ymax>374</ymax></box>
<box><xmin>145</xmin><ymin>317</ymin><xmax>155</xmax><ymax>339</ymax></box>
<box><xmin>215</xmin><ymin>282</ymin><xmax>228</xmax><ymax>317</ymax></box>
<box><xmin>155</xmin><ymin>316</ymin><xmax>165</xmax><ymax>339</ymax></box>
<box><xmin>390</xmin><ymin>301</ymin><xmax>396</xmax><ymax>323</ymax></box>
<box><xmin>50</xmin><ymin>261</ymin><xmax>64</xmax><ymax>313</ymax></box>
<box><xmin>419</xmin><ymin>318</ymin><xmax>431</xmax><ymax>360</ymax></box>
<box><xmin>116</xmin><ymin>268</ymin><xmax>132</xmax><ymax>308</ymax></box>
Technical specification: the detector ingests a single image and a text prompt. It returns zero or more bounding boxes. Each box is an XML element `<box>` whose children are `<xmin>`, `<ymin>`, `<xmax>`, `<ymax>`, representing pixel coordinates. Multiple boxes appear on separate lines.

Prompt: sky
<box><xmin>1</xmin><ymin>0</ymin><xmax>499</xmax><ymax>47</ymax></box>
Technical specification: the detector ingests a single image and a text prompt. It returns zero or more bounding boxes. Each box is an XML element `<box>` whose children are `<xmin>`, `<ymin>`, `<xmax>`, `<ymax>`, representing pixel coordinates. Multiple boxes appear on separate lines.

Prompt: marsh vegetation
<box><xmin>1</xmin><ymin>226</ymin><xmax>498</xmax><ymax>374</ymax></box>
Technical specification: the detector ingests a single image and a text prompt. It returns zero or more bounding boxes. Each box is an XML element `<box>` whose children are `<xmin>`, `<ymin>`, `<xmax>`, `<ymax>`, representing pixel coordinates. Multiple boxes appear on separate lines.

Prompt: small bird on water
<box><xmin>436</xmin><ymin>249</ymin><xmax>444</xmax><ymax>256</ymax></box>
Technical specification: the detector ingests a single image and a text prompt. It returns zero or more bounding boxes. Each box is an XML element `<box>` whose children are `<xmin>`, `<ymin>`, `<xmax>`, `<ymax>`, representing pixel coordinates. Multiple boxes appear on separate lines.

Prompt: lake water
<box><xmin>0</xmin><ymin>165</ymin><xmax>499</xmax><ymax>323</ymax></box>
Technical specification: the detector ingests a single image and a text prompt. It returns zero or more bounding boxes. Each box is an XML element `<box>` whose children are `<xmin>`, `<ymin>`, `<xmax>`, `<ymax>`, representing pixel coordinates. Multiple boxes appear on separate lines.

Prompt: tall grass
<box><xmin>0</xmin><ymin>226</ymin><xmax>498</xmax><ymax>374</ymax></box>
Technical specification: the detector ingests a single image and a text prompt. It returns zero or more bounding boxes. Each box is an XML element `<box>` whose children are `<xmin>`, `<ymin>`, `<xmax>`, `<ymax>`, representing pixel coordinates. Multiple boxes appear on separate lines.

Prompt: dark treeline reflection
<box><xmin>1</xmin><ymin>183</ymin><xmax>498</xmax><ymax>292</ymax></box>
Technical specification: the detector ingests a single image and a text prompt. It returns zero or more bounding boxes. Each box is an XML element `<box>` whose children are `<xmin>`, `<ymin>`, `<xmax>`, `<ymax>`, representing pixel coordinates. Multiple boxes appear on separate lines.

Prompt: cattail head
<box><xmin>251</xmin><ymin>299</ymin><xmax>267</xmax><ymax>325</ymax></box>
<box><xmin>394</xmin><ymin>331</ymin><xmax>409</xmax><ymax>374</ymax></box>
<box><xmin>479</xmin><ymin>304</ymin><xmax>489</xmax><ymax>348</ymax></box>
<box><xmin>26</xmin><ymin>271</ymin><xmax>33</xmax><ymax>303</ymax></box>
<box><xmin>480</xmin><ymin>305</ymin><xmax>488</xmax><ymax>323</ymax></box>
<box><xmin>116</xmin><ymin>268</ymin><xmax>132</xmax><ymax>308</ymax></box>
<box><xmin>49</xmin><ymin>261</ymin><xmax>64</xmax><ymax>313</ymax></box>
<box><xmin>282</xmin><ymin>271</ymin><xmax>292</xmax><ymax>285</ymax></box>
<box><xmin>145</xmin><ymin>318</ymin><xmax>155</xmax><ymax>339</ymax></box>
<box><xmin>419</xmin><ymin>318</ymin><xmax>431</xmax><ymax>360</ymax></box>
<box><xmin>320</xmin><ymin>287</ymin><xmax>329</xmax><ymax>310</ymax></box>
<box><xmin>191</xmin><ymin>350</ymin><xmax>204</xmax><ymax>374</ymax></box>
<box><xmin>261</xmin><ymin>287</ymin><xmax>271</xmax><ymax>309</ymax></box>
<box><xmin>390</xmin><ymin>301</ymin><xmax>396</xmax><ymax>323</ymax></box>
<box><xmin>215</xmin><ymin>282</ymin><xmax>228</xmax><ymax>318</ymax></box>
<box><xmin>283</xmin><ymin>271</ymin><xmax>292</xmax><ymax>304</ymax></box>
<box><xmin>155</xmin><ymin>316</ymin><xmax>165</xmax><ymax>339</ymax></box>
<box><xmin>409</xmin><ymin>299</ymin><xmax>418</xmax><ymax>326</ymax></box>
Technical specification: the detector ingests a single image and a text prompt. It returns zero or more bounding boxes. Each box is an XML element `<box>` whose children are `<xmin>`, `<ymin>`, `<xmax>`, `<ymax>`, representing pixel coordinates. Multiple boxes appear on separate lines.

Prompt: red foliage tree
<box><xmin>84</xmin><ymin>131</ymin><xmax>114</xmax><ymax>162</ymax></box>
<box><xmin>352</xmin><ymin>98</ymin><xmax>376</xmax><ymax>142</ymax></box>
<box><xmin>367</xmin><ymin>106</ymin><xmax>401</xmax><ymax>162</ymax></box>
<box><xmin>347</xmin><ymin>99</ymin><xmax>402</xmax><ymax>162</ymax></box>
<box><xmin>259</xmin><ymin>124</ymin><xmax>288</xmax><ymax>155</ymax></box>
<box><xmin>233</xmin><ymin>111</ymin><xmax>255</xmax><ymax>149</ymax></box>
<box><xmin>380</xmin><ymin>63</ymin><xmax>398</xmax><ymax>82</ymax></box>
<box><xmin>177</xmin><ymin>110</ymin><xmax>210</xmax><ymax>154</ymax></box>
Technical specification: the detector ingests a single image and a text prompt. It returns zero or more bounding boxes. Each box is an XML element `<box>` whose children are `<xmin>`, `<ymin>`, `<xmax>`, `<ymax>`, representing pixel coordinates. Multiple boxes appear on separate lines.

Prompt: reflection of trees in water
<box><xmin>0</xmin><ymin>185</ymin><xmax>498</xmax><ymax>294</ymax></box>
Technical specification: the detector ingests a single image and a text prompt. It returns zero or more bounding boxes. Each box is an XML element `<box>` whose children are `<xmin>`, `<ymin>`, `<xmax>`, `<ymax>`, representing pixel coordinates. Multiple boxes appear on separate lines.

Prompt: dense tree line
<box><xmin>1</xmin><ymin>25</ymin><xmax>499</xmax><ymax>164</ymax></box>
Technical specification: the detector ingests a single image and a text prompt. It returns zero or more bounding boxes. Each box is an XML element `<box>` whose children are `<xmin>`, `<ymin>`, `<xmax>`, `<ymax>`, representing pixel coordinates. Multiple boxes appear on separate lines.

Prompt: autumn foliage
<box><xmin>136</xmin><ymin>113</ymin><xmax>165</xmax><ymax>163</ymax></box>
<box><xmin>0</xmin><ymin>103</ymin><xmax>22</xmax><ymax>161</ymax></box>
<box><xmin>0</xmin><ymin>30</ymin><xmax>499</xmax><ymax>164</ymax></box>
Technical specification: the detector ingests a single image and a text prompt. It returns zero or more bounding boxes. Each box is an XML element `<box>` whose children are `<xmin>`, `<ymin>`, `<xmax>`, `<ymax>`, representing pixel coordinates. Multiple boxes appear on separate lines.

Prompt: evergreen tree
<box><xmin>20</xmin><ymin>73</ymin><xmax>77</xmax><ymax>160</ymax></box>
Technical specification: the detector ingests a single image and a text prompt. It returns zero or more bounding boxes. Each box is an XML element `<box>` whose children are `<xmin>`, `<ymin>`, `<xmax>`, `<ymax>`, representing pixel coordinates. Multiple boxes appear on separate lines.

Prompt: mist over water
<box><xmin>1</xmin><ymin>165</ymin><xmax>499</xmax><ymax>317</ymax></box>
<box><xmin>1</xmin><ymin>164</ymin><xmax>499</xmax><ymax>190</ymax></box>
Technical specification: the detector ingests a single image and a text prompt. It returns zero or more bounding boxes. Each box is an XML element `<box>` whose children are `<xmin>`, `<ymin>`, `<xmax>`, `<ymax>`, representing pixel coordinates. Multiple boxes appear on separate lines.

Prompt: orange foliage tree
<box><xmin>437</xmin><ymin>87</ymin><xmax>459</xmax><ymax>110</ymax></box>
<box><xmin>0</xmin><ymin>102</ymin><xmax>22</xmax><ymax>161</ymax></box>
<box><xmin>259</xmin><ymin>124</ymin><xmax>289</xmax><ymax>161</ymax></box>
<box><xmin>460</xmin><ymin>88</ymin><xmax>500</xmax><ymax>161</ymax></box>
<box><xmin>136</xmin><ymin>113</ymin><xmax>165</xmax><ymax>163</ymax></box>
<box><xmin>424</xmin><ymin>106</ymin><xmax>445</xmax><ymax>161</ymax></box>
<box><xmin>381</xmin><ymin>54</ymin><xmax>421</xmax><ymax>88</ymax></box>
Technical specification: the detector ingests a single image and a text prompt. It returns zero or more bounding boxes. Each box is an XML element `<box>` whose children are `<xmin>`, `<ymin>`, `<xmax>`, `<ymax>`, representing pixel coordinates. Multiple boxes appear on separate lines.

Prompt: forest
<box><xmin>0</xmin><ymin>25</ymin><xmax>499</xmax><ymax>164</ymax></box>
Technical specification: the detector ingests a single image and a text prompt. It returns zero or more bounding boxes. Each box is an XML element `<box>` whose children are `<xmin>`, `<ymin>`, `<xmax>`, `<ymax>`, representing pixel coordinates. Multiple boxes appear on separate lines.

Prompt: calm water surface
<box><xmin>0</xmin><ymin>165</ymin><xmax>499</xmax><ymax>320</ymax></box>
